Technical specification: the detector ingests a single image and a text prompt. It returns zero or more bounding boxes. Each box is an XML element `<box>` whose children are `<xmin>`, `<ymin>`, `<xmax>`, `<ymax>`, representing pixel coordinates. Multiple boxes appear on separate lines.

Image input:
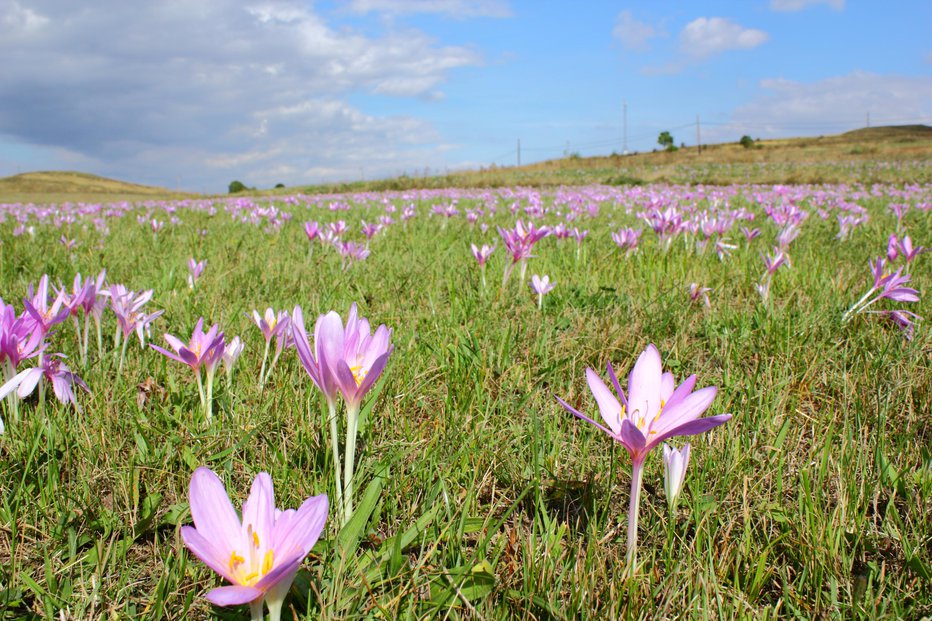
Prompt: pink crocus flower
<box><xmin>151</xmin><ymin>318</ymin><xmax>225</xmax><ymax>374</ymax></box>
<box><xmin>470</xmin><ymin>243</ymin><xmax>496</xmax><ymax>267</ymax></box>
<box><xmin>896</xmin><ymin>235</ymin><xmax>927</xmax><ymax>267</ymax></box>
<box><xmin>740</xmin><ymin>226</ymin><xmax>761</xmax><ymax>246</ymax></box>
<box><xmin>222</xmin><ymin>336</ymin><xmax>244</xmax><ymax>382</ymax></box>
<box><xmin>471</xmin><ymin>243</ymin><xmax>496</xmax><ymax>288</ymax></box>
<box><xmin>248</xmin><ymin>309</ymin><xmax>291</xmax><ymax>387</ymax></box>
<box><xmin>303</xmin><ymin>221</ymin><xmax>320</xmax><ymax>242</ymax></box>
<box><xmin>23</xmin><ymin>275</ymin><xmax>70</xmax><ymax>339</ymax></box>
<box><xmin>530</xmin><ymin>274</ymin><xmax>555</xmax><ymax>309</ymax></box>
<box><xmin>844</xmin><ymin>258</ymin><xmax>921</xmax><ymax>338</ymax></box>
<box><xmin>181</xmin><ymin>467</ymin><xmax>328</xmax><ymax>621</ymax></box>
<box><xmin>150</xmin><ymin>318</ymin><xmax>225</xmax><ymax>422</ymax></box>
<box><xmin>0</xmin><ymin>353</ymin><xmax>90</xmax><ymax>414</ymax></box>
<box><xmin>611</xmin><ymin>227</ymin><xmax>641</xmax><ymax>256</ymax></box>
<box><xmin>662</xmin><ymin>443</ymin><xmax>690</xmax><ymax>511</ymax></box>
<box><xmin>688</xmin><ymin>283</ymin><xmax>712</xmax><ymax>307</ymax></box>
<box><xmin>886</xmin><ymin>234</ymin><xmax>900</xmax><ymax>263</ymax></box>
<box><xmin>292</xmin><ymin>303</ymin><xmax>392</xmax><ymax>524</ymax></box>
<box><xmin>556</xmin><ymin>344</ymin><xmax>730</xmax><ymax>571</ymax></box>
<box><xmin>187</xmin><ymin>258</ymin><xmax>206</xmax><ymax>289</ymax></box>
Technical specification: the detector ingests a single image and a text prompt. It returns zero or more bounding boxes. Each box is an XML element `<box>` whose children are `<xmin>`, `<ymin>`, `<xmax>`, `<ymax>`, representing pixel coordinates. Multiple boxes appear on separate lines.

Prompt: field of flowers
<box><xmin>0</xmin><ymin>180</ymin><xmax>930</xmax><ymax>619</ymax></box>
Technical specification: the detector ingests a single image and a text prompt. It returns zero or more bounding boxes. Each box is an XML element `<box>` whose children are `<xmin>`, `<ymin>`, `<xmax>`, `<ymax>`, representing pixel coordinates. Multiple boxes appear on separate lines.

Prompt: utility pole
<box><xmin>517</xmin><ymin>139</ymin><xmax>521</xmax><ymax>167</ymax></box>
<box><xmin>696</xmin><ymin>114</ymin><xmax>701</xmax><ymax>154</ymax></box>
<box><xmin>623</xmin><ymin>100</ymin><xmax>628</xmax><ymax>154</ymax></box>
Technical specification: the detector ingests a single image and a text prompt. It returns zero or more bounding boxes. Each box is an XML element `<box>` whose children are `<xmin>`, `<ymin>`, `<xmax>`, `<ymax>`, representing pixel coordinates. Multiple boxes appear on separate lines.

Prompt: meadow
<box><xmin>0</xmin><ymin>174</ymin><xmax>930</xmax><ymax>619</ymax></box>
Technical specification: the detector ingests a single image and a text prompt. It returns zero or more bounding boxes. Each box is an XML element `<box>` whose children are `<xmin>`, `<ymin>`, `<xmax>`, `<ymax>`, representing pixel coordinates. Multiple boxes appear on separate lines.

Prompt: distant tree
<box><xmin>274</xmin><ymin>183</ymin><xmax>285</xmax><ymax>189</ymax></box>
<box><xmin>739</xmin><ymin>135</ymin><xmax>755</xmax><ymax>149</ymax></box>
<box><xmin>657</xmin><ymin>131</ymin><xmax>675</xmax><ymax>151</ymax></box>
<box><xmin>228</xmin><ymin>180</ymin><xmax>247</xmax><ymax>193</ymax></box>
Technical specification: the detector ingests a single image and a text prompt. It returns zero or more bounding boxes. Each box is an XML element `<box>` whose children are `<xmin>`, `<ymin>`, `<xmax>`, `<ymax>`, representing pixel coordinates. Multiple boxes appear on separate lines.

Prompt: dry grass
<box><xmin>0</xmin><ymin>171</ymin><xmax>195</xmax><ymax>204</ymax></box>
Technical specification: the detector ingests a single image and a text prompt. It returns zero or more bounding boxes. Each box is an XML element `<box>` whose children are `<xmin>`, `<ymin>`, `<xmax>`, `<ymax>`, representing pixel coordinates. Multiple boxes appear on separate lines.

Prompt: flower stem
<box><xmin>205</xmin><ymin>368</ymin><xmax>215</xmax><ymax>423</ymax></box>
<box><xmin>343</xmin><ymin>403</ymin><xmax>361</xmax><ymax>524</ymax></box>
<box><xmin>325</xmin><ymin>399</ymin><xmax>345</xmax><ymax>525</ymax></box>
<box><xmin>118</xmin><ymin>334</ymin><xmax>129</xmax><ymax>375</ymax></box>
<box><xmin>626</xmin><ymin>458</ymin><xmax>645</xmax><ymax>574</ymax></box>
<box><xmin>843</xmin><ymin>286</ymin><xmax>877</xmax><ymax>323</ymax></box>
<box><xmin>258</xmin><ymin>340</ymin><xmax>271</xmax><ymax>388</ymax></box>
<box><xmin>249</xmin><ymin>599</ymin><xmax>264</xmax><ymax>621</ymax></box>
<box><xmin>196</xmin><ymin>371</ymin><xmax>206</xmax><ymax>412</ymax></box>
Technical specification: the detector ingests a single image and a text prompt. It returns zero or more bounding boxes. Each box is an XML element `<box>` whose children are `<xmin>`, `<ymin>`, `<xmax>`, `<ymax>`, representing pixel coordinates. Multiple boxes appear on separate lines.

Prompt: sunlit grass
<box><xmin>0</xmin><ymin>182</ymin><xmax>930</xmax><ymax>619</ymax></box>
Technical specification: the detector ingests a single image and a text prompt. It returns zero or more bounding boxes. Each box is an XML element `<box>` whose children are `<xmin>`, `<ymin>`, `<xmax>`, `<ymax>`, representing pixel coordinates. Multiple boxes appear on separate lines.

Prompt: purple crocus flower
<box><xmin>150</xmin><ymin>318</ymin><xmax>225</xmax><ymax>422</ymax></box>
<box><xmin>611</xmin><ymin>227</ymin><xmax>641</xmax><ymax>256</ymax></box>
<box><xmin>292</xmin><ymin>303</ymin><xmax>392</xmax><ymax>524</ymax></box>
<box><xmin>0</xmin><ymin>353</ymin><xmax>90</xmax><ymax>413</ymax></box>
<box><xmin>303</xmin><ymin>221</ymin><xmax>320</xmax><ymax>242</ymax></box>
<box><xmin>249</xmin><ymin>309</ymin><xmax>291</xmax><ymax>387</ymax></box>
<box><xmin>151</xmin><ymin>318</ymin><xmax>225</xmax><ymax>375</ymax></box>
<box><xmin>470</xmin><ymin>243</ymin><xmax>496</xmax><ymax>267</ymax></box>
<box><xmin>187</xmin><ymin>258</ymin><xmax>206</xmax><ymax>289</ymax></box>
<box><xmin>688</xmin><ymin>283</ymin><xmax>712</xmax><ymax>307</ymax></box>
<box><xmin>471</xmin><ymin>243</ymin><xmax>496</xmax><ymax>288</ymax></box>
<box><xmin>896</xmin><ymin>235</ymin><xmax>927</xmax><ymax>266</ymax></box>
<box><xmin>181</xmin><ymin>467</ymin><xmax>328</xmax><ymax>621</ymax></box>
<box><xmin>530</xmin><ymin>274</ymin><xmax>555</xmax><ymax>309</ymax></box>
<box><xmin>23</xmin><ymin>275</ymin><xmax>70</xmax><ymax>338</ymax></box>
<box><xmin>556</xmin><ymin>344</ymin><xmax>730</xmax><ymax>571</ymax></box>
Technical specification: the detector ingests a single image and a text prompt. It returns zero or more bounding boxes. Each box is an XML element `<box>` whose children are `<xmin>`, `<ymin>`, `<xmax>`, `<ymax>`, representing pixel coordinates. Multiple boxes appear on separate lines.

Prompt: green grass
<box><xmin>0</xmin><ymin>185</ymin><xmax>930</xmax><ymax>619</ymax></box>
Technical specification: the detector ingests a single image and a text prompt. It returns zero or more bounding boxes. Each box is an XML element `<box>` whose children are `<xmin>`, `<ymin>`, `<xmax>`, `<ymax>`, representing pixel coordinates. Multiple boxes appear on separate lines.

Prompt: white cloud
<box><xmin>347</xmin><ymin>0</ymin><xmax>512</xmax><ymax>18</ymax></box>
<box><xmin>729</xmin><ymin>72</ymin><xmax>932</xmax><ymax>137</ymax></box>
<box><xmin>680</xmin><ymin>17</ymin><xmax>768</xmax><ymax>59</ymax></box>
<box><xmin>612</xmin><ymin>10</ymin><xmax>660</xmax><ymax>52</ymax></box>
<box><xmin>0</xmin><ymin>0</ymin><xmax>49</xmax><ymax>32</ymax></box>
<box><xmin>770</xmin><ymin>0</ymin><xmax>844</xmax><ymax>11</ymax></box>
<box><xmin>0</xmin><ymin>0</ymin><xmax>483</xmax><ymax>190</ymax></box>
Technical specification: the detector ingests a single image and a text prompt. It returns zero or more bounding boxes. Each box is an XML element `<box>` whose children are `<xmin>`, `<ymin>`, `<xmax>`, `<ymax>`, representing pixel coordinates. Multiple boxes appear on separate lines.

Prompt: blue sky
<box><xmin>0</xmin><ymin>0</ymin><xmax>929</xmax><ymax>192</ymax></box>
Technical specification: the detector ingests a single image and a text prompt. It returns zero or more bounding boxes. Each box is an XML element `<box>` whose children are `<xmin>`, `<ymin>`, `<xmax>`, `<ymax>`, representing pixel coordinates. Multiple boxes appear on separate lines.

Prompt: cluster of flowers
<box><xmin>843</xmin><ymin>233</ymin><xmax>926</xmax><ymax>339</ymax></box>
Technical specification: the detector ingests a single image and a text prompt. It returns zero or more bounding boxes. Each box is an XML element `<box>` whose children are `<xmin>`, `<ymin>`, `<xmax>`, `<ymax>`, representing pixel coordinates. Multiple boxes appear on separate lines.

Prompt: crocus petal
<box><xmin>354</xmin><ymin>352</ymin><xmax>389</xmax><ymax>403</ymax></box>
<box><xmin>205</xmin><ymin>585</ymin><xmax>264</xmax><ymax>607</ymax></box>
<box><xmin>241</xmin><ymin>472</ymin><xmax>276</xmax><ymax>546</ymax></box>
<box><xmin>270</xmin><ymin>494</ymin><xmax>328</xmax><ymax>557</ymax></box>
<box><xmin>16</xmin><ymin>368</ymin><xmax>43</xmax><ymax>399</ymax></box>
<box><xmin>585</xmin><ymin>368</ymin><xmax>622</xmax><ymax>435</ymax></box>
<box><xmin>606</xmin><ymin>362</ymin><xmax>627</xmax><ymax>408</ymax></box>
<box><xmin>555</xmin><ymin>396</ymin><xmax>613</xmax><ymax>437</ymax></box>
<box><xmin>666</xmin><ymin>374</ymin><xmax>698</xmax><ymax>409</ymax></box>
<box><xmin>316</xmin><ymin>311</ymin><xmax>345</xmax><ymax>397</ymax></box>
<box><xmin>627</xmin><ymin>344</ymin><xmax>662</xmax><ymax>423</ymax></box>
<box><xmin>647</xmin><ymin>414</ymin><xmax>732</xmax><ymax>452</ymax></box>
<box><xmin>652</xmin><ymin>386</ymin><xmax>718</xmax><ymax>437</ymax></box>
<box><xmin>660</xmin><ymin>372</ymin><xmax>675</xmax><ymax>402</ymax></box>
<box><xmin>181</xmin><ymin>525</ymin><xmax>239</xmax><ymax>584</ymax></box>
<box><xmin>149</xmin><ymin>344</ymin><xmax>187</xmax><ymax>366</ymax></box>
<box><xmin>0</xmin><ymin>368</ymin><xmax>32</xmax><ymax>401</ymax></box>
<box><xmin>189</xmin><ymin>468</ymin><xmax>244</xmax><ymax>550</ymax></box>
<box><xmin>619</xmin><ymin>418</ymin><xmax>647</xmax><ymax>457</ymax></box>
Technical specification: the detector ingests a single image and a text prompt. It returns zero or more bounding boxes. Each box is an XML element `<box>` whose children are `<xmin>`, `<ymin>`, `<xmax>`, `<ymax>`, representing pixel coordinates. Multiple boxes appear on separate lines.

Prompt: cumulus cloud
<box><xmin>729</xmin><ymin>72</ymin><xmax>932</xmax><ymax>136</ymax></box>
<box><xmin>346</xmin><ymin>0</ymin><xmax>512</xmax><ymax>18</ymax></box>
<box><xmin>770</xmin><ymin>0</ymin><xmax>844</xmax><ymax>11</ymax></box>
<box><xmin>612</xmin><ymin>10</ymin><xmax>661</xmax><ymax>52</ymax></box>
<box><xmin>680</xmin><ymin>17</ymin><xmax>768</xmax><ymax>59</ymax></box>
<box><xmin>0</xmin><ymin>0</ymin><xmax>483</xmax><ymax>190</ymax></box>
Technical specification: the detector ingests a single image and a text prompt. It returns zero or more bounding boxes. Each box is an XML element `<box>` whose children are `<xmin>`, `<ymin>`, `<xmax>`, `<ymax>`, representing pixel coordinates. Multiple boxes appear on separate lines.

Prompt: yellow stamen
<box><xmin>252</xmin><ymin>531</ymin><xmax>260</xmax><ymax>548</ymax></box>
<box><xmin>229</xmin><ymin>551</ymin><xmax>245</xmax><ymax>571</ymax></box>
<box><xmin>350</xmin><ymin>364</ymin><xmax>366</xmax><ymax>386</ymax></box>
<box><xmin>262</xmin><ymin>549</ymin><xmax>275</xmax><ymax>575</ymax></box>
<box><xmin>243</xmin><ymin>571</ymin><xmax>259</xmax><ymax>585</ymax></box>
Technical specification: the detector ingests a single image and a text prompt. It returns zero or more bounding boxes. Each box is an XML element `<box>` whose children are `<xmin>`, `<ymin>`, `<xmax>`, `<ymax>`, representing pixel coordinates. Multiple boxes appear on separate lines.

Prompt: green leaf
<box><xmin>429</xmin><ymin>560</ymin><xmax>496</xmax><ymax>608</ymax></box>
